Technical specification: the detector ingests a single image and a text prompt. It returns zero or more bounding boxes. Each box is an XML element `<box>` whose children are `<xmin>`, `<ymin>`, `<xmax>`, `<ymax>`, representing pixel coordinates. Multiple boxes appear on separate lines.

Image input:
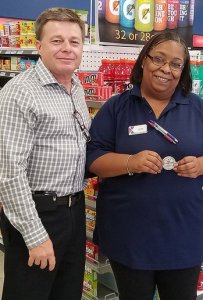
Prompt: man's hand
<box><xmin>28</xmin><ymin>239</ymin><xmax>56</xmax><ymax>271</ymax></box>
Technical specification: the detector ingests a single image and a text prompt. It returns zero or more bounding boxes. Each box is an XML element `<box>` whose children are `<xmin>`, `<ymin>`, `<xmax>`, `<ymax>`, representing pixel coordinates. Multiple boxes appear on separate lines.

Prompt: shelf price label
<box><xmin>10</xmin><ymin>73</ymin><xmax>16</xmax><ymax>77</ymax></box>
<box><xmin>0</xmin><ymin>72</ymin><xmax>6</xmax><ymax>77</ymax></box>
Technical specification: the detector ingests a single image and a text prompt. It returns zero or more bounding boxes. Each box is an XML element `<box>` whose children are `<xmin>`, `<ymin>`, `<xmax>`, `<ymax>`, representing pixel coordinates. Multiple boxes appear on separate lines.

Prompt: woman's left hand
<box><xmin>173</xmin><ymin>156</ymin><xmax>202</xmax><ymax>178</ymax></box>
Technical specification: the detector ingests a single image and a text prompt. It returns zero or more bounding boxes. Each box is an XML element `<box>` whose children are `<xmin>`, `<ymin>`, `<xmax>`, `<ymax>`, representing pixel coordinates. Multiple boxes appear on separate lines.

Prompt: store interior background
<box><xmin>0</xmin><ymin>0</ymin><xmax>203</xmax><ymax>299</ymax></box>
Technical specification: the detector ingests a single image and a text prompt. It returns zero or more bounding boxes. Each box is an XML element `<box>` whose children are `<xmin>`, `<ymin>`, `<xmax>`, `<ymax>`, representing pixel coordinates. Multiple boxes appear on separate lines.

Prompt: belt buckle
<box><xmin>68</xmin><ymin>194</ymin><xmax>72</xmax><ymax>207</ymax></box>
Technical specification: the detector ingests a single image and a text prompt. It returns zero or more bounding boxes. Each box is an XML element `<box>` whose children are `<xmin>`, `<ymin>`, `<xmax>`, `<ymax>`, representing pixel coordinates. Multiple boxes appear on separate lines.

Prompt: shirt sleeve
<box><xmin>86</xmin><ymin>97</ymin><xmax>117</xmax><ymax>169</ymax></box>
<box><xmin>0</xmin><ymin>83</ymin><xmax>49</xmax><ymax>249</ymax></box>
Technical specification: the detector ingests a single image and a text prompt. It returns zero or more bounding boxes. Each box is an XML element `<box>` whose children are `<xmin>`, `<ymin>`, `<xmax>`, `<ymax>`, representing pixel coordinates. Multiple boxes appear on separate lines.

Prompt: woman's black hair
<box><xmin>130</xmin><ymin>31</ymin><xmax>192</xmax><ymax>95</ymax></box>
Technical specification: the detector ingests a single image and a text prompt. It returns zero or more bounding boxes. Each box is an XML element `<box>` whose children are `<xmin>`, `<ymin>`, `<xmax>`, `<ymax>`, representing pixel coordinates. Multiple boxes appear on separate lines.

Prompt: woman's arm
<box><xmin>89</xmin><ymin>151</ymin><xmax>163</xmax><ymax>178</ymax></box>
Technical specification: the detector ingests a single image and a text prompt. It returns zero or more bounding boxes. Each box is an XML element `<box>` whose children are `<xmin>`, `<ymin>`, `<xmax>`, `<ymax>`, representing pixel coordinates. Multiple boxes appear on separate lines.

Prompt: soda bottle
<box><xmin>105</xmin><ymin>0</ymin><xmax>120</xmax><ymax>23</ymax></box>
<box><xmin>134</xmin><ymin>0</ymin><xmax>155</xmax><ymax>32</ymax></box>
<box><xmin>178</xmin><ymin>0</ymin><xmax>190</xmax><ymax>27</ymax></box>
<box><xmin>119</xmin><ymin>0</ymin><xmax>135</xmax><ymax>28</ymax></box>
<box><xmin>167</xmin><ymin>0</ymin><xmax>180</xmax><ymax>29</ymax></box>
<box><xmin>154</xmin><ymin>0</ymin><xmax>167</xmax><ymax>31</ymax></box>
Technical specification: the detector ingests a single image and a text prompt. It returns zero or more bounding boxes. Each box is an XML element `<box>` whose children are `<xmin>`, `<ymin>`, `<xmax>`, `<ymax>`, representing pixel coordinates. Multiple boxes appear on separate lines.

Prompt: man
<box><xmin>0</xmin><ymin>7</ymin><xmax>91</xmax><ymax>300</ymax></box>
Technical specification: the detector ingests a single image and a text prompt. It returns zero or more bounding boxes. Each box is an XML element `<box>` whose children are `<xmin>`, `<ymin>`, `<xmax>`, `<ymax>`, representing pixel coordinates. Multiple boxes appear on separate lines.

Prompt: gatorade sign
<box><xmin>96</xmin><ymin>0</ymin><xmax>202</xmax><ymax>48</ymax></box>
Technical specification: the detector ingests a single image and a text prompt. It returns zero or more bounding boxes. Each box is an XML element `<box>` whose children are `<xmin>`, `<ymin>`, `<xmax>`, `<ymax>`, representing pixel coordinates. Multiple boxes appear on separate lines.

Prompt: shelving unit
<box><xmin>0</xmin><ymin>48</ymin><xmax>38</xmax><ymax>55</ymax></box>
<box><xmin>0</xmin><ymin>70</ymin><xmax>19</xmax><ymax>78</ymax></box>
<box><xmin>82</xmin><ymin>282</ymin><xmax>118</xmax><ymax>300</ymax></box>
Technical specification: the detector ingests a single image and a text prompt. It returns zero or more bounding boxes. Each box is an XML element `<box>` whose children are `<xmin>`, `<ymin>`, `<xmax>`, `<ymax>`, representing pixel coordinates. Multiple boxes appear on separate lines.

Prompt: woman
<box><xmin>86</xmin><ymin>32</ymin><xmax>203</xmax><ymax>300</ymax></box>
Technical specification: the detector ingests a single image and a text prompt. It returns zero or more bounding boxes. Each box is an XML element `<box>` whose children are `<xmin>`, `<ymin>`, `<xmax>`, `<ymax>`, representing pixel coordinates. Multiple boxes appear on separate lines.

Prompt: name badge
<box><xmin>128</xmin><ymin>124</ymin><xmax>147</xmax><ymax>135</ymax></box>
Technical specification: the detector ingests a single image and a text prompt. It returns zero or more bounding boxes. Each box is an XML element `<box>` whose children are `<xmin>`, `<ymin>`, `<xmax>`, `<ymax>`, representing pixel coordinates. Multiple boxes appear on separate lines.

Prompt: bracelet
<box><xmin>126</xmin><ymin>154</ymin><xmax>134</xmax><ymax>176</ymax></box>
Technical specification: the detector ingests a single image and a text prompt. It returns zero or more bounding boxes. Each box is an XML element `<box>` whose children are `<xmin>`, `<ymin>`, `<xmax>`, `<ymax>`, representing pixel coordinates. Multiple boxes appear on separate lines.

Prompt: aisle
<box><xmin>0</xmin><ymin>250</ymin><xmax>4</xmax><ymax>298</ymax></box>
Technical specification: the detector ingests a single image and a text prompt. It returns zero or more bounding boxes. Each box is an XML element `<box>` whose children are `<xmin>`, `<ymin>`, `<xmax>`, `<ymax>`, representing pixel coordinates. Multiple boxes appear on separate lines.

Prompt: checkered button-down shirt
<box><xmin>0</xmin><ymin>58</ymin><xmax>91</xmax><ymax>249</ymax></box>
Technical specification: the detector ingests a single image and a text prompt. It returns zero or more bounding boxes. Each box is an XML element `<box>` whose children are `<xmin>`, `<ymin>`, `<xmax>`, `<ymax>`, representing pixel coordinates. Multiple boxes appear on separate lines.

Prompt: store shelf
<box><xmin>85</xmin><ymin>257</ymin><xmax>112</xmax><ymax>275</ymax></box>
<box><xmin>86</xmin><ymin>100</ymin><xmax>105</xmax><ymax>108</ymax></box>
<box><xmin>0</xmin><ymin>48</ymin><xmax>38</xmax><ymax>55</ymax></box>
<box><xmin>0</xmin><ymin>70</ymin><xmax>20</xmax><ymax>78</ymax></box>
<box><xmin>82</xmin><ymin>282</ymin><xmax>118</xmax><ymax>300</ymax></box>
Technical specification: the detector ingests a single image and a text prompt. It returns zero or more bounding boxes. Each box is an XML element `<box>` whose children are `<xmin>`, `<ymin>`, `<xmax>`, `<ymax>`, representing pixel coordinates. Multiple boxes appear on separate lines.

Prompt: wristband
<box><xmin>126</xmin><ymin>154</ymin><xmax>134</xmax><ymax>176</ymax></box>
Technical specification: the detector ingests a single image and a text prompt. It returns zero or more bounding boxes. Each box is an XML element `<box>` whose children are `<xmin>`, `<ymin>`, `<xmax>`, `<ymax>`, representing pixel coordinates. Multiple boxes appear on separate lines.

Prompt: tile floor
<box><xmin>0</xmin><ymin>250</ymin><xmax>4</xmax><ymax>299</ymax></box>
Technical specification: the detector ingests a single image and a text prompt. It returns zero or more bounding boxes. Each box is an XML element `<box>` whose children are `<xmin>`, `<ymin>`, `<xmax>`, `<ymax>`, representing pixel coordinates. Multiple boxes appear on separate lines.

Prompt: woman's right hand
<box><xmin>128</xmin><ymin>150</ymin><xmax>163</xmax><ymax>174</ymax></box>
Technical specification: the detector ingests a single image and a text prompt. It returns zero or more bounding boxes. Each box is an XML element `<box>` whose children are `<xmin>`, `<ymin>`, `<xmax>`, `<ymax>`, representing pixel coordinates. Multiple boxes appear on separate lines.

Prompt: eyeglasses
<box><xmin>73</xmin><ymin>110</ymin><xmax>91</xmax><ymax>142</ymax></box>
<box><xmin>147</xmin><ymin>54</ymin><xmax>184</xmax><ymax>71</ymax></box>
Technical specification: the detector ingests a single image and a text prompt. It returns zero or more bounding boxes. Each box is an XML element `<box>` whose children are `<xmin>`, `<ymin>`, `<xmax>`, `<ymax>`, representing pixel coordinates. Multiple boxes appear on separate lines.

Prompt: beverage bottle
<box><xmin>154</xmin><ymin>0</ymin><xmax>167</xmax><ymax>31</ymax></box>
<box><xmin>189</xmin><ymin>0</ymin><xmax>195</xmax><ymax>26</ymax></box>
<box><xmin>198</xmin><ymin>60</ymin><xmax>203</xmax><ymax>98</ymax></box>
<box><xmin>134</xmin><ymin>0</ymin><xmax>155</xmax><ymax>32</ymax></box>
<box><xmin>167</xmin><ymin>0</ymin><xmax>180</xmax><ymax>29</ymax></box>
<box><xmin>105</xmin><ymin>0</ymin><xmax>120</xmax><ymax>23</ymax></box>
<box><xmin>197</xmin><ymin>263</ymin><xmax>203</xmax><ymax>291</ymax></box>
<box><xmin>119</xmin><ymin>0</ymin><xmax>135</xmax><ymax>28</ymax></box>
<box><xmin>178</xmin><ymin>0</ymin><xmax>190</xmax><ymax>27</ymax></box>
<box><xmin>190</xmin><ymin>59</ymin><xmax>201</xmax><ymax>96</ymax></box>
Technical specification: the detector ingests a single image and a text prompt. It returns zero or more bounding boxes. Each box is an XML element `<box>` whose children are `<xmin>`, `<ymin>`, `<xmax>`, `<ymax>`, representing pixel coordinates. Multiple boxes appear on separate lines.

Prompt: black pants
<box><xmin>110</xmin><ymin>259</ymin><xmax>200</xmax><ymax>300</ymax></box>
<box><xmin>1</xmin><ymin>196</ymin><xmax>86</xmax><ymax>300</ymax></box>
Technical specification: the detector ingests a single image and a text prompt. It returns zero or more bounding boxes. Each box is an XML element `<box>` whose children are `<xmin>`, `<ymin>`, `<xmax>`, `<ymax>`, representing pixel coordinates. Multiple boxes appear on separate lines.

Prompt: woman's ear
<box><xmin>142</xmin><ymin>56</ymin><xmax>147</xmax><ymax>68</ymax></box>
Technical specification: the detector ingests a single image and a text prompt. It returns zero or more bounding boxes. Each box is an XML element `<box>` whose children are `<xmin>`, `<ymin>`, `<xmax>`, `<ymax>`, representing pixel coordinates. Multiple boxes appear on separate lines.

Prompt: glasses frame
<box><xmin>73</xmin><ymin>110</ymin><xmax>91</xmax><ymax>142</ymax></box>
<box><xmin>147</xmin><ymin>54</ymin><xmax>184</xmax><ymax>71</ymax></box>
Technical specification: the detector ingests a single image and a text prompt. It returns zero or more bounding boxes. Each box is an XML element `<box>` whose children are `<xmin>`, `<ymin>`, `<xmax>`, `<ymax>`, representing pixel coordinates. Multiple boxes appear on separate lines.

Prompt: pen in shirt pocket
<box><xmin>148</xmin><ymin>120</ymin><xmax>178</xmax><ymax>144</ymax></box>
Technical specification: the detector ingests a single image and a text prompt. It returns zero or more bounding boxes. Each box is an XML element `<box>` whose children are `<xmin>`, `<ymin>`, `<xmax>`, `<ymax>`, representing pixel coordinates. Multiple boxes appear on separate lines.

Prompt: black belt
<box><xmin>32</xmin><ymin>191</ymin><xmax>83</xmax><ymax>213</ymax></box>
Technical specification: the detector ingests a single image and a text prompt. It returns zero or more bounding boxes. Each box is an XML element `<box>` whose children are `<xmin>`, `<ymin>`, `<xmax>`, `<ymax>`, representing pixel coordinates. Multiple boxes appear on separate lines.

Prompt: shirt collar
<box><xmin>130</xmin><ymin>84</ymin><xmax>190</xmax><ymax>105</ymax></box>
<box><xmin>35</xmin><ymin>58</ymin><xmax>80</xmax><ymax>88</ymax></box>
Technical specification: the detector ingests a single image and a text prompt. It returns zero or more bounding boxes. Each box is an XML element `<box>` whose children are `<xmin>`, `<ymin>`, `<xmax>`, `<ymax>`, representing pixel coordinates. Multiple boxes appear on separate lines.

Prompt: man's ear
<box><xmin>35</xmin><ymin>40</ymin><xmax>41</xmax><ymax>54</ymax></box>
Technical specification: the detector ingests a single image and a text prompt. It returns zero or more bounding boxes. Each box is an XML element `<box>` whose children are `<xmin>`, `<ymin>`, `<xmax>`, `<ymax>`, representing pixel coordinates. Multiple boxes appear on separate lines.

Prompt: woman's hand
<box><xmin>129</xmin><ymin>150</ymin><xmax>163</xmax><ymax>174</ymax></box>
<box><xmin>173</xmin><ymin>156</ymin><xmax>202</xmax><ymax>178</ymax></box>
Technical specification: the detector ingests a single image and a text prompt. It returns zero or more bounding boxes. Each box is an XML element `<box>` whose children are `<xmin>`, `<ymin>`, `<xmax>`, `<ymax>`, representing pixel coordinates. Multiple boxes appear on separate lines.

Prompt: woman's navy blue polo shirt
<box><xmin>86</xmin><ymin>84</ymin><xmax>203</xmax><ymax>270</ymax></box>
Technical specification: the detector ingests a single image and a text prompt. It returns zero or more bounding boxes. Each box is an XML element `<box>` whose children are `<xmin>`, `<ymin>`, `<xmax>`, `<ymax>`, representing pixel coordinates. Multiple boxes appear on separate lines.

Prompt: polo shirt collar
<box><xmin>130</xmin><ymin>84</ymin><xmax>190</xmax><ymax>105</ymax></box>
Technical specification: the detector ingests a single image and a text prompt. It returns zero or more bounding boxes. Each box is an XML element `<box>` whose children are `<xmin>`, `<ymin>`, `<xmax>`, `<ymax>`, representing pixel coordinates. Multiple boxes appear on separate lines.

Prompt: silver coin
<box><xmin>162</xmin><ymin>156</ymin><xmax>176</xmax><ymax>170</ymax></box>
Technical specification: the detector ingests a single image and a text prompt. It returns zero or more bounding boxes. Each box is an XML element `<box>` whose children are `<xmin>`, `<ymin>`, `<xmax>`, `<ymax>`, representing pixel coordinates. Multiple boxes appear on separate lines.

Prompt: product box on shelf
<box><xmin>88</xmin><ymin>107</ymin><xmax>100</xmax><ymax>118</ymax></box>
<box><xmin>86</xmin><ymin>240</ymin><xmax>99</xmax><ymax>262</ymax></box>
<box><xmin>84</xmin><ymin>85</ymin><xmax>112</xmax><ymax>101</ymax></box>
<box><xmin>1</xmin><ymin>57</ymin><xmax>11</xmax><ymax>70</ymax></box>
<box><xmin>85</xmin><ymin>208</ymin><xmax>96</xmax><ymax>232</ymax></box>
<box><xmin>77</xmin><ymin>71</ymin><xmax>104</xmax><ymax>86</ymax></box>
<box><xmin>83</xmin><ymin>264</ymin><xmax>97</xmax><ymax>297</ymax></box>
<box><xmin>84</xmin><ymin>177</ymin><xmax>99</xmax><ymax>198</ymax></box>
<box><xmin>10</xmin><ymin>56</ymin><xmax>21</xmax><ymax>71</ymax></box>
